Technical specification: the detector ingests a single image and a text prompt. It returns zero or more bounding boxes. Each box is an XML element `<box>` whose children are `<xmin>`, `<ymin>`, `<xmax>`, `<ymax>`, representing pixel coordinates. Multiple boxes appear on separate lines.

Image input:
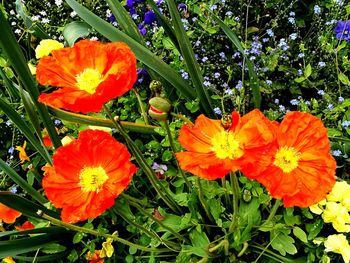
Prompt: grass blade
<box><xmin>0</xmin><ymin>159</ymin><xmax>48</xmax><ymax>204</ymax></box>
<box><xmin>65</xmin><ymin>0</ymin><xmax>196</xmax><ymax>101</ymax></box>
<box><xmin>0</xmin><ymin>10</ymin><xmax>61</xmax><ymax>148</ymax></box>
<box><xmin>166</xmin><ymin>0</ymin><xmax>214</xmax><ymax>117</ymax></box>
<box><xmin>210</xmin><ymin>13</ymin><xmax>261</xmax><ymax>108</ymax></box>
<box><xmin>0</xmin><ymin>98</ymin><xmax>52</xmax><ymax>164</ymax></box>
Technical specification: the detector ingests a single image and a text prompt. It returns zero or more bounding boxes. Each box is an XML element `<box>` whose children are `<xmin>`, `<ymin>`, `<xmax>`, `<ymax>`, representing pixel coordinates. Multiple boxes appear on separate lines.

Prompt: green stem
<box><xmin>259</xmin><ymin>199</ymin><xmax>282</xmax><ymax>230</ymax></box>
<box><xmin>170</xmin><ymin>112</ymin><xmax>193</xmax><ymax>126</ymax></box>
<box><xmin>251</xmin><ymin>244</ymin><xmax>295</xmax><ymax>263</ymax></box>
<box><xmin>127</xmin><ymin>199</ymin><xmax>184</xmax><ymax>241</ymax></box>
<box><xmin>103</xmin><ymin>106</ymin><xmax>181</xmax><ymax>214</ymax></box>
<box><xmin>221</xmin><ymin>177</ymin><xmax>231</xmax><ymax>209</ymax></box>
<box><xmin>229</xmin><ymin>172</ymin><xmax>240</xmax><ymax>232</ymax></box>
<box><xmin>38</xmin><ymin>211</ymin><xmax>171</xmax><ymax>253</ymax></box>
<box><xmin>208</xmin><ymin>240</ymin><xmax>229</xmax><ymax>256</ymax></box>
<box><xmin>111</xmin><ymin>207</ymin><xmax>180</xmax><ymax>251</ymax></box>
<box><xmin>196</xmin><ymin>177</ymin><xmax>214</xmax><ymax>223</ymax></box>
<box><xmin>162</xmin><ymin>120</ymin><xmax>191</xmax><ymax>189</ymax></box>
<box><xmin>133</xmin><ymin>88</ymin><xmax>150</xmax><ymax>125</ymax></box>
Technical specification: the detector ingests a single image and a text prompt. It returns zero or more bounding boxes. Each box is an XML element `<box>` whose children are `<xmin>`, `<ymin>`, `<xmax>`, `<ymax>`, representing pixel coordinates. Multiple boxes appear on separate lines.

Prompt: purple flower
<box><xmin>178</xmin><ymin>3</ymin><xmax>188</xmax><ymax>13</ymax></box>
<box><xmin>152</xmin><ymin>162</ymin><xmax>168</xmax><ymax>174</ymax></box>
<box><xmin>108</xmin><ymin>14</ymin><xmax>116</xmax><ymax>23</ymax></box>
<box><xmin>214</xmin><ymin>107</ymin><xmax>222</xmax><ymax>115</ymax></box>
<box><xmin>144</xmin><ymin>11</ymin><xmax>157</xmax><ymax>26</ymax></box>
<box><xmin>138</xmin><ymin>23</ymin><xmax>147</xmax><ymax>35</ymax></box>
<box><xmin>334</xmin><ymin>20</ymin><xmax>350</xmax><ymax>41</ymax></box>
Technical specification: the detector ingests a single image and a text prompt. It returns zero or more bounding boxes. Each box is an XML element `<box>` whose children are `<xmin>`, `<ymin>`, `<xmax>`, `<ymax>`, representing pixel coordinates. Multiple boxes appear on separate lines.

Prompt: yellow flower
<box><xmin>61</xmin><ymin>135</ymin><xmax>74</xmax><ymax>146</ymax></box>
<box><xmin>2</xmin><ymin>257</ymin><xmax>16</xmax><ymax>263</ymax></box>
<box><xmin>322</xmin><ymin>202</ymin><xmax>350</xmax><ymax>232</ymax></box>
<box><xmin>100</xmin><ymin>237</ymin><xmax>114</xmax><ymax>258</ymax></box>
<box><xmin>35</xmin><ymin>39</ymin><xmax>64</xmax><ymax>59</ymax></box>
<box><xmin>15</xmin><ymin>141</ymin><xmax>30</xmax><ymax>163</ymax></box>
<box><xmin>327</xmin><ymin>181</ymin><xmax>350</xmax><ymax>203</ymax></box>
<box><xmin>27</xmin><ymin>63</ymin><xmax>36</xmax><ymax>75</ymax></box>
<box><xmin>324</xmin><ymin>234</ymin><xmax>350</xmax><ymax>263</ymax></box>
<box><xmin>309</xmin><ymin>199</ymin><xmax>327</xmax><ymax>215</ymax></box>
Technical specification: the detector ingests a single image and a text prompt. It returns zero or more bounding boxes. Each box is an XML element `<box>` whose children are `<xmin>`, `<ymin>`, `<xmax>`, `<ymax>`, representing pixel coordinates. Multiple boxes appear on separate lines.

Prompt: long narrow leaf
<box><xmin>0</xmin><ymin>10</ymin><xmax>61</xmax><ymax>148</ymax></box>
<box><xmin>0</xmin><ymin>227</ymin><xmax>69</xmax><ymax>238</ymax></box>
<box><xmin>50</xmin><ymin>108</ymin><xmax>159</xmax><ymax>134</ymax></box>
<box><xmin>0</xmin><ymin>232</ymin><xmax>69</xmax><ymax>258</ymax></box>
<box><xmin>0</xmin><ymin>68</ymin><xmax>20</xmax><ymax>100</ymax></box>
<box><xmin>65</xmin><ymin>0</ymin><xmax>196</xmax><ymax>101</ymax></box>
<box><xmin>0</xmin><ymin>159</ymin><xmax>48</xmax><ymax>204</ymax></box>
<box><xmin>0</xmin><ymin>192</ymin><xmax>58</xmax><ymax>219</ymax></box>
<box><xmin>0</xmin><ymin>98</ymin><xmax>52</xmax><ymax>164</ymax></box>
<box><xmin>210</xmin><ymin>13</ymin><xmax>261</xmax><ymax>108</ymax></box>
<box><xmin>106</xmin><ymin>0</ymin><xmax>143</xmax><ymax>43</ymax></box>
<box><xmin>13</xmin><ymin>252</ymin><xmax>69</xmax><ymax>262</ymax></box>
<box><xmin>166</xmin><ymin>0</ymin><xmax>214</xmax><ymax>117</ymax></box>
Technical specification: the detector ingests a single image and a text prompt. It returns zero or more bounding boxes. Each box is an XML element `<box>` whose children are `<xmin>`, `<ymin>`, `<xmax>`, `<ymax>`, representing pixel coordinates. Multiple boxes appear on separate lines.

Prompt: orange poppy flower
<box><xmin>86</xmin><ymin>250</ymin><xmax>104</xmax><ymax>263</ymax></box>
<box><xmin>0</xmin><ymin>203</ymin><xmax>21</xmax><ymax>224</ymax></box>
<box><xmin>42</xmin><ymin>129</ymin><xmax>137</xmax><ymax>223</ymax></box>
<box><xmin>176</xmin><ymin>109</ymin><xmax>277</xmax><ymax>180</ymax></box>
<box><xmin>15</xmin><ymin>221</ymin><xmax>35</xmax><ymax>231</ymax></box>
<box><xmin>36</xmin><ymin>40</ymin><xmax>137</xmax><ymax>113</ymax></box>
<box><xmin>241</xmin><ymin>111</ymin><xmax>336</xmax><ymax>207</ymax></box>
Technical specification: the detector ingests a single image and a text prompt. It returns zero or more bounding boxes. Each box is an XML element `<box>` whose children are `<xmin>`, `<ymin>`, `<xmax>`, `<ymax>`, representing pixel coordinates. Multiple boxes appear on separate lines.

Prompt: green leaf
<box><xmin>65</xmin><ymin>0</ymin><xmax>196</xmax><ymax>101</ymax></box>
<box><xmin>106</xmin><ymin>0</ymin><xmax>143</xmax><ymax>43</ymax></box>
<box><xmin>327</xmin><ymin>128</ymin><xmax>342</xmax><ymax>137</ymax></box>
<box><xmin>306</xmin><ymin>219</ymin><xmax>323</xmax><ymax>240</ymax></box>
<box><xmin>0</xmin><ymin>232</ymin><xmax>69</xmax><ymax>258</ymax></box>
<box><xmin>13</xmin><ymin>252</ymin><xmax>69</xmax><ymax>262</ymax></box>
<box><xmin>15</xmin><ymin>0</ymin><xmax>49</xmax><ymax>38</ymax></box>
<box><xmin>186</xmin><ymin>228</ymin><xmax>210</xmax><ymax>257</ymax></box>
<box><xmin>0</xmin><ymin>192</ymin><xmax>58</xmax><ymax>219</ymax></box>
<box><xmin>293</xmin><ymin>227</ymin><xmax>307</xmax><ymax>243</ymax></box>
<box><xmin>294</xmin><ymin>76</ymin><xmax>306</xmax><ymax>83</ymax></box>
<box><xmin>63</xmin><ymin>21</ymin><xmax>92</xmax><ymax>46</ymax></box>
<box><xmin>0</xmin><ymin>67</ymin><xmax>20</xmax><ymax>99</ymax></box>
<box><xmin>42</xmin><ymin>243</ymin><xmax>67</xmax><ymax>254</ymax></box>
<box><xmin>73</xmin><ymin>232</ymin><xmax>84</xmax><ymax>244</ymax></box>
<box><xmin>161</xmin><ymin>150</ymin><xmax>173</xmax><ymax>162</ymax></box>
<box><xmin>271</xmin><ymin>232</ymin><xmax>297</xmax><ymax>256</ymax></box>
<box><xmin>50</xmin><ymin>108</ymin><xmax>158</xmax><ymax>134</ymax></box>
<box><xmin>210</xmin><ymin>12</ymin><xmax>261</xmax><ymax>108</ymax></box>
<box><xmin>0</xmin><ymin>10</ymin><xmax>61</xmax><ymax>149</ymax></box>
<box><xmin>0</xmin><ymin>98</ymin><xmax>52</xmax><ymax>164</ymax></box>
<box><xmin>304</xmin><ymin>64</ymin><xmax>312</xmax><ymax>78</ymax></box>
<box><xmin>338</xmin><ymin>72</ymin><xmax>350</xmax><ymax>86</ymax></box>
<box><xmin>0</xmin><ymin>227</ymin><xmax>68</xmax><ymax>238</ymax></box>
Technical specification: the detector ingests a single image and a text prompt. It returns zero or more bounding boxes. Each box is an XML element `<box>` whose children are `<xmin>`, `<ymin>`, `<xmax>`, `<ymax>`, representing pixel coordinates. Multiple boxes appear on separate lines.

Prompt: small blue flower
<box><xmin>290</xmin><ymin>99</ymin><xmax>299</xmax><ymax>105</ymax></box>
<box><xmin>297</xmin><ymin>69</ymin><xmax>303</xmax><ymax>75</ymax></box>
<box><xmin>225</xmin><ymin>11</ymin><xmax>233</xmax><ymax>16</ymax></box>
<box><xmin>266</xmin><ymin>29</ymin><xmax>274</xmax><ymax>37</ymax></box>
<box><xmin>274</xmin><ymin>99</ymin><xmax>279</xmax><ymax>104</ymax></box>
<box><xmin>181</xmin><ymin>71</ymin><xmax>189</xmax><ymax>79</ymax></box>
<box><xmin>279</xmin><ymin>105</ymin><xmax>286</xmax><ymax>112</ymax></box>
<box><xmin>8</xmin><ymin>147</ymin><xmax>14</xmax><ymax>154</ymax></box>
<box><xmin>214</xmin><ymin>72</ymin><xmax>220</xmax><ymax>79</ymax></box>
<box><xmin>214</xmin><ymin>107</ymin><xmax>222</xmax><ymax>115</ymax></box>
<box><xmin>235</xmin><ymin>80</ymin><xmax>243</xmax><ymax>90</ymax></box>
<box><xmin>266</xmin><ymin>80</ymin><xmax>272</xmax><ymax>85</ymax></box>
<box><xmin>317</xmin><ymin>90</ymin><xmax>325</xmax><ymax>96</ymax></box>
<box><xmin>178</xmin><ymin>3</ymin><xmax>188</xmax><ymax>12</ymax></box>
<box><xmin>225</xmin><ymin>89</ymin><xmax>233</xmax><ymax>96</ymax></box>
<box><xmin>341</xmin><ymin>120</ymin><xmax>350</xmax><ymax>128</ymax></box>
<box><xmin>338</xmin><ymin>96</ymin><xmax>345</xmax><ymax>102</ymax></box>
<box><xmin>202</xmin><ymin>56</ymin><xmax>208</xmax><ymax>62</ymax></box>
<box><xmin>262</xmin><ymin>38</ymin><xmax>269</xmax><ymax>42</ymax></box>
<box><xmin>209</xmin><ymin>4</ymin><xmax>217</xmax><ymax>11</ymax></box>
<box><xmin>152</xmin><ymin>162</ymin><xmax>168</xmax><ymax>174</ymax></box>
<box><xmin>54</xmin><ymin>119</ymin><xmax>61</xmax><ymax>126</ymax></box>
<box><xmin>334</xmin><ymin>20</ymin><xmax>350</xmax><ymax>41</ymax></box>
<box><xmin>298</xmin><ymin>53</ymin><xmax>305</xmax><ymax>58</ymax></box>
<box><xmin>314</xmin><ymin>5</ymin><xmax>321</xmax><ymax>14</ymax></box>
<box><xmin>10</xmin><ymin>186</ymin><xmax>17</xmax><ymax>194</ymax></box>
<box><xmin>203</xmin><ymin>81</ymin><xmax>211</xmax><ymax>87</ymax></box>
<box><xmin>327</xmin><ymin>103</ymin><xmax>334</xmax><ymax>110</ymax></box>
<box><xmin>318</xmin><ymin>61</ymin><xmax>326</xmax><ymax>68</ymax></box>
<box><xmin>288</xmin><ymin>17</ymin><xmax>295</xmax><ymax>24</ymax></box>
<box><xmin>138</xmin><ymin>23</ymin><xmax>147</xmax><ymax>35</ymax></box>
<box><xmin>332</xmin><ymin>149</ymin><xmax>342</xmax><ymax>157</ymax></box>
<box><xmin>289</xmin><ymin>33</ymin><xmax>298</xmax><ymax>40</ymax></box>
<box><xmin>289</xmin><ymin>11</ymin><xmax>295</xmax><ymax>17</ymax></box>
<box><xmin>144</xmin><ymin>11</ymin><xmax>157</xmax><ymax>26</ymax></box>
<box><xmin>234</xmin><ymin>17</ymin><xmax>240</xmax><ymax>22</ymax></box>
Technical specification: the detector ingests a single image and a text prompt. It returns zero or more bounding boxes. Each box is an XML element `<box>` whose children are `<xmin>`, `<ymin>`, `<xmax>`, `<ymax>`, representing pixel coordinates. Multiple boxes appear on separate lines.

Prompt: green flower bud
<box><xmin>243</xmin><ymin>189</ymin><xmax>252</xmax><ymax>202</ymax></box>
<box><xmin>149</xmin><ymin>80</ymin><xmax>163</xmax><ymax>95</ymax></box>
<box><xmin>148</xmin><ymin>97</ymin><xmax>172</xmax><ymax>121</ymax></box>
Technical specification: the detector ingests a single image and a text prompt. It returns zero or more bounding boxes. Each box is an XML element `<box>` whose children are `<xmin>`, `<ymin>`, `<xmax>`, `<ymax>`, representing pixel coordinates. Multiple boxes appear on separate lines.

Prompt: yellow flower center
<box><xmin>79</xmin><ymin>166</ymin><xmax>108</xmax><ymax>192</ymax></box>
<box><xmin>211</xmin><ymin>131</ymin><xmax>243</xmax><ymax>159</ymax></box>
<box><xmin>76</xmin><ymin>68</ymin><xmax>103</xmax><ymax>94</ymax></box>
<box><xmin>274</xmin><ymin>146</ymin><xmax>301</xmax><ymax>173</ymax></box>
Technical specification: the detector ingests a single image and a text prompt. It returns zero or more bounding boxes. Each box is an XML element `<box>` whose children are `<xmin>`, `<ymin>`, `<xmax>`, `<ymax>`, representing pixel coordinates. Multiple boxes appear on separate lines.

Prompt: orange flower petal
<box><xmin>42</xmin><ymin>129</ymin><xmax>137</xmax><ymax>223</ymax></box>
<box><xmin>0</xmin><ymin>203</ymin><xmax>21</xmax><ymax>224</ymax></box>
<box><xmin>36</xmin><ymin>40</ymin><xmax>137</xmax><ymax>114</ymax></box>
<box><xmin>15</xmin><ymin>221</ymin><xmax>35</xmax><ymax>231</ymax></box>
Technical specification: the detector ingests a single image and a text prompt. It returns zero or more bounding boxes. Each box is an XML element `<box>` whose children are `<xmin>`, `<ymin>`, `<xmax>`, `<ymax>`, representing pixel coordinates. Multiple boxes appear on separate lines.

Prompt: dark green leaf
<box><xmin>63</xmin><ymin>21</ymin><xmax>92</xmax><ymax>46</ymax></box>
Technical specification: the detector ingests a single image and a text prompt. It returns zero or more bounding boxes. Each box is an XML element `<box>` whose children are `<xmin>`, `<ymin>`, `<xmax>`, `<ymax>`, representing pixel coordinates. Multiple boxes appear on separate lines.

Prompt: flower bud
<box><xmin>243</xmin><ymin>189</ymin><xmax>252</xmax><ymax>202</ymax></box>
<box><xmin>221</xmin><ymin>114</ymin><xmax>232</xmax><ymax>129</ymax></box>
<box><xmin>149</xmin><ymin>80</ymin><xmax>163</xmax><ymax>95</ymax></box>
<box><xmin>148</xmin><ymin>97</ymin><xmax>171</xmax><ymax>121</ymax></box>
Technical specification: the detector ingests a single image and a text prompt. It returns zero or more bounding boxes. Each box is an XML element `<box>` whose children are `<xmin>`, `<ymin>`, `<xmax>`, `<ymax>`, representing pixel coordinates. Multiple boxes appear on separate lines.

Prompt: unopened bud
<box><xmin>148</xmin><ymin>97</ymin><xmax>171</xmax><ymax>121</ymax></box>
<box><xmin>149</xmin><ymin>80</ymin><xmax>163</xmax><ymax>95</ymax></box>
<box><xmin>243</xmin><ymin>189</ymin><xmax>252</xmax><ymax>202</ymax></box>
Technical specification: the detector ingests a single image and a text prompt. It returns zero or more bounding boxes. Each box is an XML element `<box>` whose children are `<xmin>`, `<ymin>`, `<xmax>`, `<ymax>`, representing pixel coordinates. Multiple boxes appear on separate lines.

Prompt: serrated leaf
<box><xmin>293</xmin><ymin>227</ymin><xmax>307</xmax><ymax>243</ymax></box>
<box><xmin>63</xmin><ymin>21</ymin><xmax>91</xmax><ymax>46</ymax></box>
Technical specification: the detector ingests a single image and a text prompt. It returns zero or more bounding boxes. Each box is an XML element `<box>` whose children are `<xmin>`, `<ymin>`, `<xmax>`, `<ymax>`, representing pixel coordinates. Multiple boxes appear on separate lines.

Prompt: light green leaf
<box><xmin>294</xmin><ymin>76</ymin><xmax>306</xmax><ymax>83</ymax></box>
<box><xmin>339</xmin><ymin>72</ymin><xmax>350</xmax><ymax>86</ymax></box>
<box><xmin>304</xmin><ymin>64</ymin><xmax>312</xmax><ymax>78</ymax></box>
<box><xmin>271</xmin><ymin>232</ymin><xmax>297</xmax><ymax>256</ymax></box>
<box><xmin>63</xmin><ymin>21</ymin><xmax>92</xmax><ymax>46</ymax></box>
<box><xmin>293</xmin><ymin>227</ymin><xmax>307</xmax><ymax>243</ymax></box>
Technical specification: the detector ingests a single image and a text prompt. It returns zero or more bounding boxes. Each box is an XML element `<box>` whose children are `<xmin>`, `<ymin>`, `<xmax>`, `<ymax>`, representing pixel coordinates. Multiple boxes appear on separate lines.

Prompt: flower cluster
<box><xmin>310</xmin><ymin>181</ymin><xmax>350</xmax><ymax>232</ymax></box>
<box><xmin>176</xmin><ymin>110</ymin><xmax>336</xmax><ymax>208</ymax></box>
<box><xmin>334</xmin><ymin>20</ymin><xmax>350</xmax><ymax>41</ymax></box>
